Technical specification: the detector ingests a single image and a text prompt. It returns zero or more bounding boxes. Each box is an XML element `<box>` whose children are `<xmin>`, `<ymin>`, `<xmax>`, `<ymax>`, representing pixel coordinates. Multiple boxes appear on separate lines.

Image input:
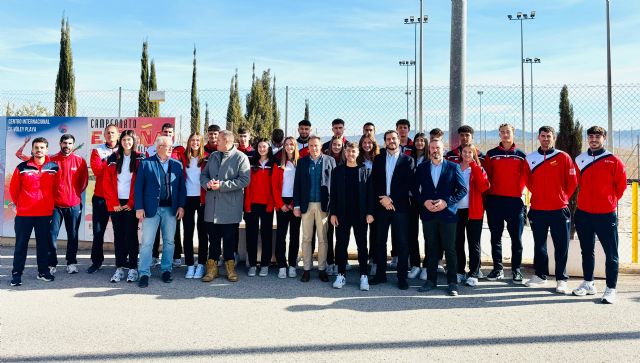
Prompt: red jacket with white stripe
<box><xmin>10</xmin><ymin>156</ymin><xmax>59</xmax><ymax>217</ymax></box>
<box><xmin>102</xmin><ymin>153</ymin><xmax>144</xmax><ymax>212</ymax></box>
<box><xmin>484</xmin><ymin>143</ymin><xmax>527</xmax><ymax>198</ymax></box>
<box><xmin>464</xmin><ymin>162</ymin><xmax>491</xmax><ymax>220</ymax></box>
<box><xmin>244</xmin><ymin>160</ymin><xmax>275</xmax><ymax>213</ymax></box>
<box><xmin>575</xmin><ymin>148</ymin><xmax>627</xmax><ymax>214</ymax></box>
<box><xmin>525</xmin><ymin>148</ymin><xmax>578</xmax><ymax>211</ymax></box>
<box><xmin>90</xmin><ymin>143</ymin><xmax>118</xmax><ymax>198</ymax></box>
<box><xmin>400</xmin><ymin>138</ymin><xmax>414</xmax><ymax>157</ymax></box>
<box><xmin>51</xmin><ymin>152</ymin><xmax>89</xmax><ymax>208</ymax></box>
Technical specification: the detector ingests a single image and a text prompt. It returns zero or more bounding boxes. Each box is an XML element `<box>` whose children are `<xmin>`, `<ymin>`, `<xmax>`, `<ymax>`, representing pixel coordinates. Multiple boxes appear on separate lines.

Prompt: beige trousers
<box><xmin>300</xmin><ymin>202</ymin><xmax>328</xmax><ymax>271</ymax></box>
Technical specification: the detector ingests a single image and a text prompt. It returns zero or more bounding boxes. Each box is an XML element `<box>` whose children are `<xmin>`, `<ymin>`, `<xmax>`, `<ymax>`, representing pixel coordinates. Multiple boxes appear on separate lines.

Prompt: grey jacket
<box><xmin>200</xmin><ymin>146</ymin><xmax>250</xmax><ymax>224</ymax></box>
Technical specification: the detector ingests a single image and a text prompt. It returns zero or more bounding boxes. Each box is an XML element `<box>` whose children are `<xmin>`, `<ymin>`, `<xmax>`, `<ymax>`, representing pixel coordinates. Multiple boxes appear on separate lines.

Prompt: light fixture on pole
<box><xmin>477</xmin><ymin>90</ymin><xmax>484</xmax><ymax>144</ymax></box>
<box><xmin>399</xmin><ymin>60</ymin><xmax>416</xmax><ymax>121</ymax></box>
<box><xmin>508</xmin><ymin>10</ymin><xmax>535</xmax><ymax>150</ymax></box>
<box><xmin>404</xmin><ymin>14</ymin><xmax>428</xmax><ymax>128</ymax></box>
<box><xmin>523</xmin><ymin>57</ymin><xmax>541</xmax><ymax>151</ymax></box>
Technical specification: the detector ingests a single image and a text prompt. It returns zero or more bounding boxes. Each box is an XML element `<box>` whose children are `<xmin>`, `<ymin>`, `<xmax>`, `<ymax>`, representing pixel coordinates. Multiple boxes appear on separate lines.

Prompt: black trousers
<box><xmin>486</xmin><ymin>195</ymin><xmax>524</xmax><ymax>271</ymax></box>
<box><xmin>368</xmin><ymin>220</ymin><xmax>377</xmax><ymax>262</ymax></box>
<box><xmin>91</xmin><ymin>196</ymin><xmax>111</xmax><ymax>266</ymax></box>
<box><xmin>424</xmin><ymin>219</ymin><xmax>458</xmax><ymax>285</ymax></box>
<box><xmin>575</xmin><ymin>209</ymin><xmax>619</xmax><ymax>289</ymax></box>
<box><xmin>110</xmin><ymin>199</ymin><xmax>139</xmax><ymax>269</ymax></box>
<box><xmin>455</xmin><ymin>209</ymin><xmax>483</xmax><ymax>277</ymax></box>
<box><xmin>335</xmin><ymin>217</ymin><xmax>368</xmax><ymax>275</ymax></box>
<box><xmin>374</xmin><ymin>210</ymin><xmax>409</xmax><ymax>281</ymax></box>
<box><xmin>207</xmin><ymin>223</ymin><xmax>237</xmax><ymax>261</ymax></box>
<box><xmin>275</xmin><ymin>197</ymin><xmax>301</xmax><ymax>268</ymax></box>
<box><xmin>244</xmin><ymin>204</ymin><xmax>274</xmax><ymax>267</ymax></box>
<box><xmin>408</xmin><ymin>198</ymin><xmax>425</xmax><ymax>268</ymax></box>
<box><xmin>182</xmin><ymin>196</ymin><xmax>208</xmax><ymax>266</ymax></box>
<box><xmin>326</xmin><ymin>223</ymin><xmax>336</xmax><ymax>265</ymax></box>
<box><xmin>529</xmin><ymin>208</ymin><xmax>570</xmax><ymax>281</ymax></box>
<box><xmin>13</xmin><ymin>215</ymin><xmax>52</xmax><ymax>276</ymax></box>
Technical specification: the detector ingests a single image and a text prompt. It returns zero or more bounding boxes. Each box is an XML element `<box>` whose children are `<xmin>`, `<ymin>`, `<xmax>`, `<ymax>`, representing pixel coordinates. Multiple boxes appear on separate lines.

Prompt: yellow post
<box><xmin>633</xmin><ymin>181</ymin><xmax>638</xmax><ymax>263</ymax></box>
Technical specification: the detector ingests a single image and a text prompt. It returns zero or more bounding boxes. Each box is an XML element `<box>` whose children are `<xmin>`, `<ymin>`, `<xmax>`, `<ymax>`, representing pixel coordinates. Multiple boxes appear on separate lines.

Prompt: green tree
<box><xmin>245</xmin><ymin>67</ymin><xmax>276</xmax><ymax>139</ymax></box>
<box><xmin>190</xmin><ymin>46</ymin><xmax>200</xmax><ymax>134</ymax></box>
<box><xmin>149</xmin><ymin>59</ymin><xmax>160</xmax><ymax>117</ymax></box>
<box><xmin>304</xmin><ymin>99</ymin><xmax>310</xmax><ymax>121</ymax></box>
<box><xmin>204</xmin><ymin>102</ymin><xmax>210</xmax><ymax>131</ymax></box>
<box><xmin>54</xmin><ymin>17</ymin><xmax>76</xmax><ymax>116</ymax></box>
<box><xmin>555</xmin><ymin>85</ymin><xmax>583</xmax><ymax>238</ymax></box>
<box><xmin>6</xmin><ymin>102</ymin><xmax>52</xmax><ymax>116</ymax></box>
<box><xmin>137</xmin><ymin>41</ymin><xmax>150</xmax><ymax>117</ymax></box>
<box><xmin>226</xmin><ymin>69</ymin><xmax>245</xmax><ymax>133</ymax></box>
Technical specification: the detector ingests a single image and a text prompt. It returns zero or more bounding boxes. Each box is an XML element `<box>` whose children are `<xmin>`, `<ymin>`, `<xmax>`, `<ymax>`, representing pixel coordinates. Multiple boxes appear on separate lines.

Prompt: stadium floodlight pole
<box><xmin>477</xmin><ymin>90</ymin><xmax>484</xmax><ymax>144</ymax></box>
<box><xmin>606</xmin><ymin>0</ymin><xmax>613</xmax><ymax>152</ymax></box>
<box><xmin>508</xmin><ymin>10</ymin><xmax>535</xmax><ymax>150</ymax></box>
<box><xmin>404</xmin><ymin>14</ymin><xmax>428</xmax><ymax>127</ymax></box>
<box><xmin>419</xmin><ymin>0</ymin><xmax>424</xmax><ymax>132</ymax></box>
<box><xmin>399</xmin><ymin>60</ymin><xmax>416</xmax><ymax>120</ymax></box>
<box><xmin>524</xmin><ymin>57</ymin><xmax>541</xmax><ymax>150</ymax></box>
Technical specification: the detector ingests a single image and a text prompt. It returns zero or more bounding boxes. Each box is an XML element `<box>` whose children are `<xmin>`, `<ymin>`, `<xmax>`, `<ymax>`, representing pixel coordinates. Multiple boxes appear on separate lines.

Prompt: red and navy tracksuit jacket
<box><xmin>575</xmin><ymin>148</ymin><xmax>627</xmax><ymax>214</ymax></box>
<box><xmin>10</xmin><ymin>156</ymin><xmax>59</xmax><ymax>217</ymax></box>
<box><xmin>484</xmin><ymin>143</ymin><xmax>527</xmax><ymax>198</ymax></box>
<box><xmin>90</xmin><ymin>143</ymin><xmax>119</xmax><ymax>198</ymax></box>
<box><xmin>244</xmin><ymin>160</ymin><xmax>275</xmax><ymax>213</ymax></box>
<box><xmin>400</xmin><ymin>138</ymin><xmax>414</xmax><ymax>157</ymax></box>
<box><xmin>525</xmin><ymin>148</ymin><xmax>578</xmax><ymax>211</ymax></box>
<box><xmin>445</xmin><ymin>146</ymin><xmax>486</xmax><ymax>166</ymax></box>
<box><xmin>297</xmin><ymin>137</ymin><xmax>310</xmax><ymax>158</ymax></box>
<box><xmin>204</xmin><ymin>143</ymin><xmax>217</xmax><ymax>154</ymax></box>
<box><xmin>102</xmin><ymin>153</ymin><xmax>145</xmax><ymax>212</ymax></box>
<box><xmin>51</xmin><ymin>152</ymin><xmax>89</xmax><ymax>208</ymax></box>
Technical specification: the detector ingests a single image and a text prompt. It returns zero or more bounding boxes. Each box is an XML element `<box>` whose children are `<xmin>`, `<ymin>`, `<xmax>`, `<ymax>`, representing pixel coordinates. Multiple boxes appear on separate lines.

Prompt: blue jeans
<box><xmin>138</xmin><ymin>207</ymin><xmax>177</xmax><ymax>277</ymax></box>
<box><xmin>50</xmin><ymin>204</ymin><xmax>83</xmax><ymax>266</ymax></box>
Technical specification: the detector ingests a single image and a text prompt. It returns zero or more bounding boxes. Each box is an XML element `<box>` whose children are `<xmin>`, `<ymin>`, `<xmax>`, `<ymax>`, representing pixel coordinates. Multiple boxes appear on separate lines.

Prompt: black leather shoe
<box><xmin>162</xmin><ymin>271</ymin><xmax>173</xmax><ymax>283</ymax></box>
<box><xmin>398</xmin><ymin>279</ymin><xmax>409</xmax><ymax>290</ymax></box>
<box><xmin>369</xmin><ymin>277</ymin><xmax>387</xmax><ymax>285</ymax></box>
<box><xmin>86</xmin><ymin>264</ymin><xmax>101</xmax><ymax>274</ymax></box>
<box><xmin>138</xmin><ymin>275</ymin><xmax>149</xmax><ymax>288</ymax></box>
<box><xmin>418</xmin><ymin>280</ymin><xmax>435</xmax><ymax>293</ymax></box>
<box><xmin>319</xmin><ymin>270</ymin><xmax>329</xmax><ymax>282</ymax></box>
<box><xmin>447</xmin><ymin>283</ymin><xmax>459</xmax><ymax>296</ymax></box>
<box><xmin>300</xmin><ymin>270</ymin><xmax>311</xmax><ymax>282</ymax></box>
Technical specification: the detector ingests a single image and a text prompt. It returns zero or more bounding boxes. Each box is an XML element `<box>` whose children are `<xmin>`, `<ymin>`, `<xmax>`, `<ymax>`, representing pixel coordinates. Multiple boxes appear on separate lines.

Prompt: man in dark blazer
<box><xmin>135</xmin><ymin>136</ymin><xmax>186</xmax><ymax>287</ymax></box>
<box><xmin>368</xmin><ymin>130</ymin><xmax>415</xmax><ymax>290</ymax></box>
<box><xmin>416</xmin><ymin>139</ymin><xmax>467</xmax><ymax>296</ymax></box>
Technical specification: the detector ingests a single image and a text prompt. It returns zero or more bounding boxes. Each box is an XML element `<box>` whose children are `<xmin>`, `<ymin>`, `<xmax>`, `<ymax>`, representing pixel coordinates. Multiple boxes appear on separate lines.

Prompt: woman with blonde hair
<box><xmin>357</xmin><ymin>134</ymin><xmax>379</xmax><ymax>275</ymax></box>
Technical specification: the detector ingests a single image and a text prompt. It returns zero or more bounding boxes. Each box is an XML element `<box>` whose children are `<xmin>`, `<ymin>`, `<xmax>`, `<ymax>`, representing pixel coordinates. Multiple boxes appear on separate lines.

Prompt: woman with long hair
<box><xmin>103</xmin><ymin>130</ymin><xmax>144</xmax><ymax>283</ymax></box>
<box><xmin>179</xmin><ymin>132</ymin><xmax>209</xmax><ymax>279</ymax></box>
<box><xmin>357</xmin><ymin>134</ymin><xmax>380</xmax><ymax>275</ymax></box>
<box><xmin>272</xmin><ymin>136</ymin><xmax>301</xmax><ymax>278</ymax></box>
<box><xmin>244</xmin><ymin>138</ymin><xmax>276</xmax><ymax>277</ymax></box>
<box><xmin>408</xmin><ymin>132</ymin><xmax>429</xmax><ymax>281</ymax></box>
<box><xmin>324</xmin><ymin>136</ymin><xmax>344</xmax><ymax>276</ymax></box>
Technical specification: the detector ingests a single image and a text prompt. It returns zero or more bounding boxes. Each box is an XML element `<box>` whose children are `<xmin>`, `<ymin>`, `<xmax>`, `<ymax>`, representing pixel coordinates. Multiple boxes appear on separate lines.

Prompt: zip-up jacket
<box><xmin>400</xmin><ymin>138</ymin><xmax>414</xmax><ymax>157</ymax></box>
<box><xmin>463</xmin><ymin>162</ymin><xmax>491</xmax><ymax>219</ymax></box>
<box><xmin>51</xmin><ymin>152</ymin><xmax>89</xmax><ymax>208</ymax></box>
<box><xmin>244</xmin><ymin>160</ymin><xmax>275</xmax><ymax>213</ymax></box>
<box><xmin>525</xmin><ymin>148</ymin><xmax>578</xmax><ymax>211</ymax></box>
<box><xmin>90</xmin><ymin>143</ymin><xmax>118</xmax><ymax>198</ymax></box>
<box><xmin>103</xmin><ymin>153</ymin><xmax>145</xmax><ymax>212</ymax></box>
<box><xmin>575</xmin><ymin>148</ymin><xmax>627</xmax><ymax>214</ymax></box>
<box><xmin>10</xmin><ymin>156</ymin><xmax>59</xmax><ymax>217</ymax></box>
<box><xmin>484</xmin><ymin>143</ymin><xmax>527</xmax><ymax>198</ymax></box>
<box><xmin>178</xmin><ymin>151</ymin><xmax>210</xmax><ymax>205</ymax></box>
<box><xmin>297</xmin><ymin>137</ymin><xmax>310</xmax><ymax>158</ymax></box>
<box><xmin>204</xmin><ymin>143</ymin><xmax>217</xmax><ymax>154</ymax></box>
<box><xmin>445</xmin><ymin>146</ymin><xmax>486</xmax><ymax>167</ymax></box>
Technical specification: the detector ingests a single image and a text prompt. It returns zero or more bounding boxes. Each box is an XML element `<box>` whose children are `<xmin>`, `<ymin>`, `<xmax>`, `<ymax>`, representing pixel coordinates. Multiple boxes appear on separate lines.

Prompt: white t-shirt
<box><xmin>457</xmin><ymin>167</ymin><xmax>472</xmax><ymax>209</ymax></box>
<box><xmin>117</xmin><ymin>155</ymin><xmax>133</xmax><ymax>199</ymax></box>
<box><xmin>186</xmin><ymin>157</ymin><xmax>202</xmax><ymax>197</ymax></box>
<box><xmin>282</xmin><ymin>161</ymin><xmax>296</xmax><ymax>197</ymax></box>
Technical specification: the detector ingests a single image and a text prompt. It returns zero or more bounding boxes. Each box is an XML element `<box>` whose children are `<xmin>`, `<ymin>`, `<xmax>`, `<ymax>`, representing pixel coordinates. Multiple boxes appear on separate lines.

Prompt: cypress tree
<box><xmin>54</xmin><ymin>17</ymin><xmax>76</xmax><ymax>116</ymax></box>
<box><xmin>190</xmin><ymin>46</ymin><xmax>200</xmax><ymax>134</ymax></box>
<box><xmin>149</xmin><ymin>59</ymin><xmax>159</xmax><ymax>117</ymax></box>
<box><xmin>304</xmin><ymin>99</ymin><xmax>310</xmax><ymax>121</ymax></box>
<box><xmin>204</xmin><ymin>102</ymin><xmax>210</xmax><ymax>131</ymax></box>
<box><xmin>137</xmin><ymin>41</ymin><xmax>150</xmax><ymax>117</ymax></box>
<box><xmin>226</xmin><ymin>69</ymin><xmax>245</xmax><ymax>133</ymax></box>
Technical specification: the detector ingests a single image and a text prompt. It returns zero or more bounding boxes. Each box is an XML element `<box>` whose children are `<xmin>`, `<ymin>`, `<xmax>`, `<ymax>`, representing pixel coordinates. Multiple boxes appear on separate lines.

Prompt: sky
<box><xmin>2</xmin><ymin>0</ymin><xmax>639</xmax><ymax>91</ymax></box>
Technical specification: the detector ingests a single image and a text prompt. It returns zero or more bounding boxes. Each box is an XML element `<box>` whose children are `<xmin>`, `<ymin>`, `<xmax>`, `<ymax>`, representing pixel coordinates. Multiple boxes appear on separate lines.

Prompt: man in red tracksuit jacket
<box><xmin>524</xmin><ymin>126</ymin><xmax>577</xmax><ymax>294</ymax></box>
<box><xmin>445</xmin><ymin>125</ymin><xmax>486</xmax><ymax>165</ymax></box>
<box><xmin>50</xmin><ymin>134</ymin><xmax>89</xmax><ymax>275</ymax></box>
<box><xmin>9</xmin><ymin>137</ymin><xmax>59</xmax><ymax>286</ymax></box>
<box><xmin>297</xmin><ymin>119</ymin><xmax>312</xmax><ymax>158</ymax></box>
<box><xmin>484</xmin><ymin>123</ymin><xmax>528</xmax><ymax>284</ymax></box>
<box><xmin>572</xmin><ymin>126</ymin><xmax>627</xmax><ymax>304</ymax></box>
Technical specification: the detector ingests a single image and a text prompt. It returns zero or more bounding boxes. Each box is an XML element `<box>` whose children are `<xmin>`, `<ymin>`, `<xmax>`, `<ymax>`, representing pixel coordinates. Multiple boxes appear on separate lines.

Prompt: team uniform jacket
<box><xmin>90</xmin><ymin>143</ymin><xmax>118</xmax><ymax>198</ymax></box>
<box><xmin>445</xmin><ymin>146</ymin><xmax>486</xmax><ymax>166</ymax></box>
<box><xmin>51</xmin><ymin>152</ymin><xmax>89</xmax><ymax>208</ymax></box>
<box><xmin>10</xmin><ymin>156</ymin><xmax>59</xmax><ymax>217</ymax></box>
<box><xmin>238</xmin><ymin>144</ymin><xmax>255</xmax><ymax>163</ymax></box>
<box><xmin>525</xmin><ymin>148</ymin><xmax>578</xmax><ymax>211</ymax></box>
<box><xmin>244</xmin><ymin>160</ymin><xmax>275</xmax><ymax>213</ymax></box>
<box><xmin>575</xmin><ymin>148</ymin><xmax>627</xmax><ymax>214</ymax></box>
<box><xmin>463</xmin><ymin>162</ymin><xmax>491</xmax><ymax>220</ymax></box>
<box><xmin>102</xmin><ymin>153</ymin><xmax>145</xmax><ymax>212</ymax></box>
<box><xmin>484</xmin><ymin>143</ymin><xmax>527</xmax><ymax>198</ymax></box>
<box><xmin>400</xmin><ymin>138</ymin><xmax>414</xmax><ymax>157</ymax></box>
<box><xmin>297</xmin><ymin>137</ymin><xmax>310</xmax><ymax>158</ymax></box>
<box><xmin>178</xmin><ymin>151</ymin><xmax>210</xmax><ymax>205</ymax></box>
<box><xmin>204</xmin><ymin>143</ymin><xmax>218</xmax><ymax>154</ymax></box>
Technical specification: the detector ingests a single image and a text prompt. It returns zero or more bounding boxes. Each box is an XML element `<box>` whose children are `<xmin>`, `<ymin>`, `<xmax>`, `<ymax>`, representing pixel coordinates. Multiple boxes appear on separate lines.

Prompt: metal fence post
<box><xmin>285</xmin><ymin>86</ymin><xmax>289</xmax><ymax>137</ymax></box>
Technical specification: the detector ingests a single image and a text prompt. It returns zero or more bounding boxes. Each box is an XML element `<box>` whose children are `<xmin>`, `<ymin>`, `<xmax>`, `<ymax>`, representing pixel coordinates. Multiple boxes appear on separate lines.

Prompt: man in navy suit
<box><xmin>416</xmin><ymin>139</ymin><xmax>467</xmax><ymax>296</ymax></box>
<box><xmin>368</xmin><ymin>130</ymin><xmax>415</xmax><ymax>290</ymax></box>
<box><xmin>135</xmin><ymin>136</ymin><xmax>186</xmax><ymax>287</ymax></box>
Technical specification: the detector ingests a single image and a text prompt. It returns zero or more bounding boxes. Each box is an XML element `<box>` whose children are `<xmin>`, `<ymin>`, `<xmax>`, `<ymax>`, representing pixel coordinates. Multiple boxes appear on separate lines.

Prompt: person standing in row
<box><xmin>396</xmin><ymin>119</ymin><xmax>414</xmax><ymax>156</ymax></box>
<box><xmin>297</xmin><ymin>119</ymin><xmax>312</xmax><ymax>158</ymax></box>
<box><xmin>50</xmin><ymin>134</ymin><xmax>88</xmax><ymax>275</ymax></box>
<box><xmin>408</xmin><ymin>132</ymin><xmax>428</xmax><ymax>281</ymax></box>
<box><xmin>524</xmin><ymin>126</ymin><xmax>577</xmax><ymax>294</ymax></box>
<box><xmin>357</xmin><ymin>134</ymin><xmax>380</xmax><ymax>275</ymax></box>
<box><xmin>362</xmin><ymin>122</ymin><xmax>376</xmax><ymax>139</ymax></box>
<box><xmin>322</xmin><ymin>118</ymin><xmax>347</xmax><ymax>154</ymax></box>
<box><xmin>445</xmin><ymin>125</ymin><xmax>486</xmax><ymax>165</ymax></box>
<box><xmin>10</xmin><ymin>137</ymin><xmax>59</xmax><ymax>286</ymax></box>
<box><xmin>325</xmin><ymin>136</ymin><xmax>344</xmax><ymax>276</ymax></box>
<box><xmin>204</xmin><ymin>124</ymin><xmax>220</xmax><ymax>154</ymax></box>
<box><xmin>103</xmin><ymin>130</ymin><xmax>144</xmax><ymax>283</ymax></box>
<box><xmin>573</xmin><ymin>126</ymin><xmax>627</xmax><ymax>304</ymax></box>
<box><xmin>200</xmin><ymin>130</ymin><xmax>250</xmax><ymax>283</ymax></box>
<box><xmin>271</xmin><ymin>128</ymin><xmax>285</xmax><ymax>160</ymax></box>
<box><xmin>294</xmin><ymin>136</ymin><xmax>336</xmax><ymax>283</ymax></box>
<box><xmin>272</xmin><ymin>137</ymin><xmax>301</xmax><ymax>279</ymax></box>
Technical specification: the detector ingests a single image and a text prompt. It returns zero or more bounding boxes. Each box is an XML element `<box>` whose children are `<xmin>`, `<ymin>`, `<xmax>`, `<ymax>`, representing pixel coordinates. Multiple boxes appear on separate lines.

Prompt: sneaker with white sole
<box><xmin>437</xmin><ymin>264</ymin><xmax>446</xmax><ymax>273</ymax></box>
<box><xmin>572</xmin><ymin>280</ymin><xmax>597</xmax><ymax>296</ymax></box>
<box><xmin>333</xmin><ymin>274</ymin><xmax>346</xmax><ymax>289</ymax></box>
<box><xmin>248</xmin><ymin>266</ymin><xmax>257</xmax><ymax>277</ymax></box>
<box><xmin>486</xmin><ymin>269</ymin><xmax>504</xmax><ymax>281</ymax></box>
<box><xmin>360</xmin><ymin>275</ymin><xmax>370</xmax><ymax>291</ymax></box>
<box><xmin>456</xmin><ymin>273</ymin><xmax>467</xmax><ymax>284</ymax></box>
<box><xmin>110</xmin><ymin>268</ymin><xmax>125</xmax><ymax>283</ymax></box>
<box><xmin>49</xmin><ymin>266</ymin><xmax>57</xmax><ymax>275</ymax></box>
<box><xmin>259</xmin><ymin>266</ymin><xmax>268</xmax><ymax>277</ymax></box>
<box><xmin>465</xmin><ymin>276</ymin><xmax>478</xmax><ymax>287</ymax></box>
<box><xmin>37</xmin><ymin>272</ymin><xmax>55</xmax><ymax>282</ymax></box>
<box><xmin>173</xmin><ymin>258</ymin><xmax>182</xmax><ymax>268</ymax></box>
<box><xmin>66</xmin><ymin>264</ymin><xmax>79</xmax><ymax>274</ymax></box>
<box><xmin>525</xmin><ymin>275</ymin><xmax>548</xmax><ymax>287</ymax></box>
<box><xmin>278</xmin><ymin>268</ymin><xmax>287</xmax><ymax>279</ymax></box>
<box><xmin>601</xmin><ymin>287</ymin><xmax>616</xmax><ymax>304</ymax></box>
<box><xmin>408</xmin><ymin>266</ymin><xmax>421</xmax><ymax>279</ymax></box>
<box><xmin>288</xmin><ymin>266</ymin><xmax>297</xmax><ymax>278</ymax></box>
<box><xmin>370</xmin><ymin>263</ymin><xmax>377</xmax><ymax>276</ymax></box>
<box><xmin>185</xmin><ymin>265</ymin><xmax>195</xmax><ymax>279</ymax></box>
<box><xmin>389</xmin><ymin>256</ymin><xmax>398</xmax><ymax>269</ymax></box>
<box><xmin>556</xmin><ymin>280</ymin><xmax>569</xmax><ymax>294</ymax></box>
<box><xmin>127</xmin><ymin>269</ymin><xmax>138</xmax><ymax>282</ymax></box>
<box><xmin>419</xmin><ymin>267</ymin><xmax>428</xmax><ymax>281</ymax></box>
<box><xmin>193</xmin><ymin>264</ymin><xmax>205</xmax><ymax>279</ymax></box>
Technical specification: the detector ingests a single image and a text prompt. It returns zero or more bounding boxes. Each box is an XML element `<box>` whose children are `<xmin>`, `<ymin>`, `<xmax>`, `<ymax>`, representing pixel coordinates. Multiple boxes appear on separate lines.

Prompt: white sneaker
<box><xmin>185</xmin><ymin>265</ymin><xmax>195</xmax><ymax>279</ymax></box>
<box><xmin>173</xmin><ymin>258</ymin><xmax>182</xmax><ymax>268</ymax></box>
<box><xmin>601</xmin><ymin>287</ymin><xmax>616</xmax><ymax>304</ymax></box>
<box><xmin>419</xmin><ymin>267</ymin><xmax>428</xmax><ymax>281</ymax></box>
<box><xmin>110</xmin><ymin>268</ymin><xmax>125</xmax><ymax>283</ymax></box>
<box><xmin>456</xmin><ymin>273</ymin><xmax>467</xmax><ymax>284</ymax></box>
<box><xmin>408</xmin><ymin>266</ymin><xmax>421</xmax><ymax>279</ymax></box>
<box><xmin>437</xmin><ymin>264</ymin><xmax>446</xmax><ymax>273</ymax></box>
<box><xmin>389</xmin><ymin>256</ymin><xmax>398</xmax><ymax>269</ymax></box>
<box><xmin>572</xmin><ymin>280</ymin><xmax>597</xmax><ymax>296</ymax></box>
<box><xmin>126</xmin><ymin>269</ymin><xmax>138</xmax><ymax>282</ymax></box>
<box><xmin>556</xmin><ymin>280</ymin><xmax>569</xmax><ymax>294</ymax></box>
<box><xmin>193</xmin><ymin>264</ymin><xmax>205</xmax><ymax>279</ymax></box>
<box><xmin>360</xmin><ymin>275</ymin><xmax>370</xmax><ymax>291</ymax></box>
<box><xmin>278</xmin><ymin>268</ymin><xmax>287</xmax><ymax>279</ymax></box>
<box><xmin>370</xmin><ymin>263</ymin><xmax>377</xmax><ymax>276</ymax></box>
<box><xmin>525</xmin><ymin>275</ymin><xmax>549</xmax><ymax>287</ymax></box>
<box><xmin>288</xmin><ymin>266</ymin><xmax>297</xmax><ymax>278</ymax></box>
<box><xmin>465</xmin><ymin>276</ymin><xmax>478</xmax><ymax>287</ymax></box>
<box><xmin>66</xmin><ymin>264</ymin><xmax>79</xmax><ymax>274</ymax></box>
<box><xmin>333</xmin><ymin>274</ymin><xmax>346</xmax><ymax>289</ymax></box>
<box><xmin>49</xmin><ymin>266</ymin><xmax>57</xmax><ymax>275</ymax></box>
<box><xmin>248</xmin><ymin>266</ymin><xmax>257</xmax><ymax>277</ymax></box>
<box><xmin>259</xmin><ymin>266</ymin><xmax>269</xmax><ymax>277</ymax></box>
<box><xmin>345</xmin><ymin>262</ymin><xmax>352</xmax><ymax>271</ymax></box>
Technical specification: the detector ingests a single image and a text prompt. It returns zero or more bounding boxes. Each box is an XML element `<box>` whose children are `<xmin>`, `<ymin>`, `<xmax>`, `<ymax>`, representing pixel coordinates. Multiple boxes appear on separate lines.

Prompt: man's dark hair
<box><xmin>538</xmin><ymin>125</ymin><xmax>556</xmax><ymax>136</ymax></box>
<box><xmin>429</xmin><ymin>128</ymin><xmax>444</xmax><ymax>138</ymax></box>
<box><xmin>298</xmin><ymin>119</ymin><xmax>312</xmax><ymax>127</ymax></box>
<box><xmin>363</xmin><ymin>122</ymin><xmax>375</xmax><ymax>129</ymax></box>
<box><xmin>458</xmin><ymin>125</ymin><xmax>474</xmax><ymax>135</ymax></box>
<box><xmin>383</xmin><ymin>130</ymin><xmax>398</xmax><ymax>140</ymax></box>
<box><xmin>587</xmin><ymin>126</ymin><xmax>607</xmax><ymax>137</ymax></box>
<box><xmin>331</xmin><ymin>118</ymin><xmax>345</xmax><ymax>126</ymax></box>
<box><xmin>60</xmin><ymin>134</ymin><xmax>75</xmax><ymax>143</ymax></box>
<box><xmin>396</xmin><ymin>119</ymin><xmax>411</xmax><ymax>128</ymax></box>
<box><xmin>271</xmin><ymin>128</ymin><xmax>285</xmax><ymax>144</ymax></box>
<box><xmin>161</xmin><ymin>123</ymin><xmax>174</xmax><ymax>131</ymax></box>
<box><xmin>208</xmin><ymin>124</ymin><xmax>221</xmax><ymax>132</ymax></box>
<box><xmin>237</xmin><ymin>127</ymin><xmax>250</xmax><ymax>135</ymax></box>
<box><xmin>32</xmin><ymin>137</ymin><xmax>48</xmax><ymax>147</ymax></box>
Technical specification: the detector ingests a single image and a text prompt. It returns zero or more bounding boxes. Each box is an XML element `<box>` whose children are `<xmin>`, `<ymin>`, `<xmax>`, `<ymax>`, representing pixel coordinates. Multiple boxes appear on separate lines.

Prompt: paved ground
<box><xmin>1</xmin><ymin>249</ymin><xmax>639</xmax><ymax>362</ymax></box>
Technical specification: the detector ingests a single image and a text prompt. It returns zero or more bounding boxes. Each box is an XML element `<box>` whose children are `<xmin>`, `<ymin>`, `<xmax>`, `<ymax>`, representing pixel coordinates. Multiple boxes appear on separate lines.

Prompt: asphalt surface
<box><xmin>1</xmin><ymin>250</ymin><xmax>640</xmax><ymax>362</ymax></box>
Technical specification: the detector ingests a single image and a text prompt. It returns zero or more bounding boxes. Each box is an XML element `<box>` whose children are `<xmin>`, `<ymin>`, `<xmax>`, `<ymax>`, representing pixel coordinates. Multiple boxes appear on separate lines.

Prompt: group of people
<box><xmin>8</xmin><ymin>118</ymin><xmax>627</xmax><ymax>303</ymax></box>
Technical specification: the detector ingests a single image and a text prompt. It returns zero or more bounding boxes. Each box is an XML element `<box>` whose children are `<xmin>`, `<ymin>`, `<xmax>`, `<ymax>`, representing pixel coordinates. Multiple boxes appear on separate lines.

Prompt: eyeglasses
<box><xmin>158</xmin><ymin>145</ymin><xmax>173</xmax><ymax>149</ymax></box>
